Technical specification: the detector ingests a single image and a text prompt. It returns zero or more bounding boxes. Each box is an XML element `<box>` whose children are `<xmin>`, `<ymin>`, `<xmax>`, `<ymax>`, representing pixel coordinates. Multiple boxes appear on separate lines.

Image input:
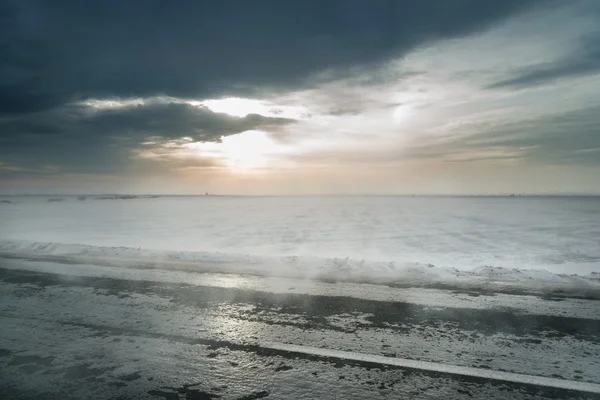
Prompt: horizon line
<box><xmin>2</xmin><ymin>193</ymin><xmax>600</xmax><ymax>197</ymax></box>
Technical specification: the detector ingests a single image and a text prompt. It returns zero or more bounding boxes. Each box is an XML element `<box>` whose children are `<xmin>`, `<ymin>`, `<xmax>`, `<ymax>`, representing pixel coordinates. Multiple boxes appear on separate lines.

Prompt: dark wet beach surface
<box><xmin>1</xmin><ymin>260</ymin><xmax>599</xmax><ymax>399</ymax></box>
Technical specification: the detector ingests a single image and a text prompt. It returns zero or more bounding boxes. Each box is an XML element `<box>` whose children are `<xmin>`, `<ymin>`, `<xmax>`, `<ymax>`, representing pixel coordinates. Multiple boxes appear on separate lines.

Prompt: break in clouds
<box><xmin>1</xmin><ymin>0</ymin><xmax>600</xmax><ymax>194</ymax></box>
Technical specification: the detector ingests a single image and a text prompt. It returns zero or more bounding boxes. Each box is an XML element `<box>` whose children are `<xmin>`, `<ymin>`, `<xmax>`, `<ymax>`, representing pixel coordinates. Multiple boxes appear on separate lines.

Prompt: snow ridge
<box><xmin>1</xmin><ymin>240</ymin><xmax>598</xmax><ymax>289</ymax></box>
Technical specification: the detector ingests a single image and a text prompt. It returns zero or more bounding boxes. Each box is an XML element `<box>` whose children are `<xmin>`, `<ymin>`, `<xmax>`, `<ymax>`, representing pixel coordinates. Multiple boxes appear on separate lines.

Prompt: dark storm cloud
<box><xmin>80</xmin><ymin>103</ymin><xmax>294</xmax><ymax>139</ymax></box>
<box><xmin>488</xmin><ymin>34</ymin><xmax>600</xmax><ymax>89</ymax></box>
<box><xmin>0</xmin><ymin>103</ymin><xmax>294</xmax><ymax>174</ymax></box>
<box><xmin>1</xmin><ymin>0</ymin><xmax>546</xmax><ymax>114</ymax></box>
<box><xmin>0</xmin><ymin>0</ymin><xmax>550</xmax><ymax>179</ymax></box>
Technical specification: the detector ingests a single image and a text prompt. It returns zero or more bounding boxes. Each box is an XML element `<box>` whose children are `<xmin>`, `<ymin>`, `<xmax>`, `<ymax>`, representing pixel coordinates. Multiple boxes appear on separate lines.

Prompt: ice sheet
<box><xmin>1</xmin><ymin>195</ymin><xmax>599</xmax><ymax>279</ymax></box>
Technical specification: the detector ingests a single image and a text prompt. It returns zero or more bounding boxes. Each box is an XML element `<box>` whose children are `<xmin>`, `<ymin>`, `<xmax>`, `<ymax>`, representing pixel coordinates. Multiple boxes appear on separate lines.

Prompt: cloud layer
<box><xmin>1</xmin><ymin>0</ymin><xmax>599</xmax><ymax>194</ymax></box>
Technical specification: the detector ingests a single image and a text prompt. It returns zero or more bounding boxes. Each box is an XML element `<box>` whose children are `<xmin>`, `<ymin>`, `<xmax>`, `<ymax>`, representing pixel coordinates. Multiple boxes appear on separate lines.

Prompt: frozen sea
<box><xmin>0</xmin><ymin>195</ymin><xmax>599</xmax><ymax>280</ymax></box>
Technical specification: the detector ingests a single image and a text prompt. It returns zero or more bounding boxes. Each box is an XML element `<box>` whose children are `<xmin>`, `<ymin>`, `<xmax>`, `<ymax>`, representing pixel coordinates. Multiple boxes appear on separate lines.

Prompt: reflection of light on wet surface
<box><xmin>204</xmin><ymin>307</ymin><xmax>262</xmax><ymax>343</ymax></box>
<box><xmin>2</xmin><ymin>262</ymin><xmax>600</xmax><ymax>399</ymax></box>
<box><xmin>5</xmin><ymin>259</ymin><xmax>599</xmax><ymax>320</ymax></box>
<box><xmin>3</xmin><ymin>312</ymin><xmax>600</xmax><ymax>399</ymax></box>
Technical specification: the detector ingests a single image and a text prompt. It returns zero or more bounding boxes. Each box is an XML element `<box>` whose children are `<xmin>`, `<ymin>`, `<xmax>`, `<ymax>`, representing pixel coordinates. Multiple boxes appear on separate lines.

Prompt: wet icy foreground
<box><xmin>1</xmin><ymin>258</ymin><xmax>600</xmax><ymax>399</ymax></box>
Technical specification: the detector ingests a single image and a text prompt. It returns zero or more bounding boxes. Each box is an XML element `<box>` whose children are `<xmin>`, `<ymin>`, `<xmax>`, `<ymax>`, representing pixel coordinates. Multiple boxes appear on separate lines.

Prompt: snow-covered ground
<box><xmin>0</xmin><ymin>240</ymin><xmax>599</xmax><ymax>293</ymax></box>
<box><xmin>1</xmin><ymin>195</ymin><xmax>599</xmax><ymax>280</ymax></box>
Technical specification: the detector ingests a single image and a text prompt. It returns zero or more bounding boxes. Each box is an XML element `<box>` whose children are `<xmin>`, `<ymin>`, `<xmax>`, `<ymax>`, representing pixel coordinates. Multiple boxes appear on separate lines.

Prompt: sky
<box><xmin>1</xmin><ymin>0</ymin><xmax>600</xmax><ymax>195</ymax></box>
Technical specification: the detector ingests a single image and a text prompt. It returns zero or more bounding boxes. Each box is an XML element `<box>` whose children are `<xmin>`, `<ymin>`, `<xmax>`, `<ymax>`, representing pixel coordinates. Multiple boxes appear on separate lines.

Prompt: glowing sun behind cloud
<box><xmin>188</xmin><ymin>130</ymin><xmax>286</xmax><ymax>171</ymax></box>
